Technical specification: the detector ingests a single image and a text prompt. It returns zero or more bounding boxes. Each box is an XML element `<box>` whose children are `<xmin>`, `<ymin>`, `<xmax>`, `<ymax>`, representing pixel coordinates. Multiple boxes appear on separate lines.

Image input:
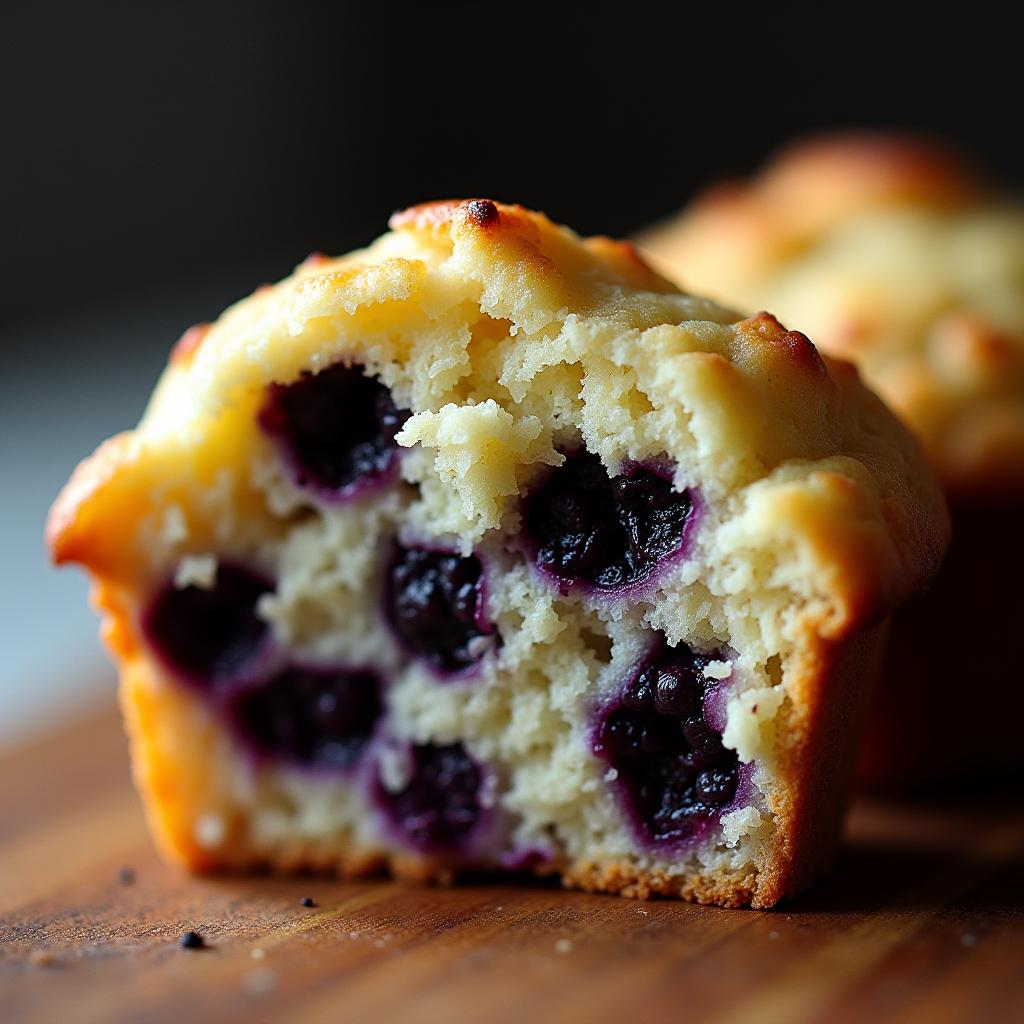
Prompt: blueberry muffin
<box><xmin>48</xmin><ymin>199</ymin><xmax>947</xmax><ymax>905</ymax></box>
<box><xmin>640</xmin><ymin>134</ymin><xmax>1024</xmax><ymax>786</ymax></box>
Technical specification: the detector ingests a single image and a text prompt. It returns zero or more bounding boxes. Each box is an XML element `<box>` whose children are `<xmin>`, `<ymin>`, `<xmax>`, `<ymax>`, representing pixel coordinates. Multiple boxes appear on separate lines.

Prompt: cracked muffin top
<box><xmin>51</xmin><ymin>198</ymin><xmax>947</xmax><ymax>645</ymax></box>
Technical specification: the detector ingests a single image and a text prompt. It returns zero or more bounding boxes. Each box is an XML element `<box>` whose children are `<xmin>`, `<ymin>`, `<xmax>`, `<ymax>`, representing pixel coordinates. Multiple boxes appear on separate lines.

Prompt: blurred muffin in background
<box><xmin>640</xmin><ymin>133</ymin><xmax>1024</xmax><ymax>789</ymax></box>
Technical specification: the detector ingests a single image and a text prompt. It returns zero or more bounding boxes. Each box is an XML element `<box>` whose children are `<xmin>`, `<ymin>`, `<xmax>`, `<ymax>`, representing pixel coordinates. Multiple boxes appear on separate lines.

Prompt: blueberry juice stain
<box><xmin>595</xmin><ymin>637</ymin><xmax>738</xmax><ymax>847</ymax></box>
<box><xmin>258</xmin><ymin>362</ymin><xmax>409</xmax><ymax>499</ymax></box>
<box><xmin>384</xmin><ymin>544</ymin><xmax>499</xmax><ymax>675</ymax></box>
<box><xmin>229</xmin><ymin>664</ymin><xmax>384</xmax><ymax>770</ymax></box>
<box><xmin>375</xmin><ymin>742</ymin><xmax>485</xmax><ymax>853</ymax></box>
<box><xmin>142</xmin><ymin>564</ymin><xmax>273</xmax><ymax>690</ymax></box>
<box><xmin>522</xmin><ymin>450</ymin><xmax>692</xmax><ymax>592</ymax></box>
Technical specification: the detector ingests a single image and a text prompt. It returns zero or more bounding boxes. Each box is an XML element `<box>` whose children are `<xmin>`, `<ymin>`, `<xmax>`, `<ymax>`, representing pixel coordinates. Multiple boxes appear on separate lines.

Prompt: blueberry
<box><xmin>385</xmin><ymin>545</ymin><xmax>498</xmax><ymax>674</ymax></box>
<box><xmin>695</xmin><ymin>767</ymin><xmax>738</xmax><ymax>805</ymax></box>
<box><xmin>602</xmin><ymin>714</ymin><xmax>647</xmax><ymax>758</ymax></box>
<box><xmin>621</xmin><ymin>669</ymin><xmax>655</xmax><ymax>711</ymax></box>
<box><xmin>595</xmin><ymin>638</ymin><xmax>738</xmax><ymax>846</ymax></box>
<box><xmin>600</xmin><ymin>709</ymin><xmax>677</xmax><ymax>759</ymax></box>
<box><xmin>377</xmin><ymin>743</ymin><xmax>484</xmax><ymax>851</ymax></box>
<box><xmin>230</xmin><ymin>665</ymin><xmax>383</xmax><ymax>768</ymax></box>
<box><xmin>258</xmin><ymin>362</ymin><xmax>409</xmax><ymax>497</ymax></box>
<box><xmin>522</xmin><ymin>450</ymin><xmax>692</xmax><ymax>590</ymax></box>
<box><xmin>652</xmin><ymin>665</ymin><xmax>700</xmax><ymax>717</ymax></box>
<box><xmin>681</xmin><ymin>716</ymin><xmax>723</xmax><ymax>760</ymax></box>
<box><xmin>142</xmin><ymin>565</ymin><xmax>273</xmax><ymax>689</ymax></box>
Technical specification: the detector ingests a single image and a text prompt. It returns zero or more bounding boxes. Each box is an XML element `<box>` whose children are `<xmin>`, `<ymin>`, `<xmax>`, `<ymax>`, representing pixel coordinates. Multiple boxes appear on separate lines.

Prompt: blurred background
<box><xmin>2</xmin><ymin>2</ymin><xmax>1021</xmax><ymax>743</ymax></box>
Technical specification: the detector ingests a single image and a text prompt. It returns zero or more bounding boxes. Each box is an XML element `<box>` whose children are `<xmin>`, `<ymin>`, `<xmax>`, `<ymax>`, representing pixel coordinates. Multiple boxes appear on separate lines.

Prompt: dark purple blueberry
<box><xmin>595</xmin><ymin>638</ymin><xmax>737</xmax><ymax>846</ymax></box>
<box><xmin>230</xmin><ymin>665</ymin><xmax>383</xmax><ymax>768</ymax></box>
<box><xmin>681</xmin><ymin>715</ymin><xmax>722</xmax><ymax>761</ymax></box>
<box><xmin>522</xmin><ymin>450</ymin><xmax>692</xmax><ymax>591</ymax></box>
<box><xmin>179</xmin><ymin>931</ymin><xmax>205</xmax><ymax>950</ymax></box>
<box><xmin>377</xmin><ymin>742</ymin><xmax>484</xmax><ymax>852</ymax></box>
<box><xmin>621</xmin><ymin>671</ymin><xmax>655</xmax><ymax>711</ymax></box>
<box><xmin>652</xmin><ymin>665</ymin><xmax>700</xmax><ymax>717</ymax></box>
<box><xmin>142</xmin><ymin>565</ymin><xmax>273</xmax><ymax>689</ymax></box>
<box><xmin>695</xmin><ymin>767</ymin><xmax>738</xmax><ymax>805</ymax></box>
<box><xmin>385</xmin><ymin>545</ymin><xmax>498</xmax><ymax>674</ymax></box>
<box><xmin>603</xmin><ymin>712</ymin><xmax>677</xmax><ymax>758</ymax></box>
<box><xmin>258</xmin><ymin>362</ymin><xmax>409</xmax><ymax>497</ymax></box>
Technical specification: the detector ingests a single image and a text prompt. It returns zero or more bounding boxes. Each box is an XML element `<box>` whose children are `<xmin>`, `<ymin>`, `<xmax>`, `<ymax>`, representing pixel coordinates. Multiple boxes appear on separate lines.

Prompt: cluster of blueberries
<box><xmin>142</xmin><ymin>363</ymin><xmax>738</xmax><ymax>852</ymax></box>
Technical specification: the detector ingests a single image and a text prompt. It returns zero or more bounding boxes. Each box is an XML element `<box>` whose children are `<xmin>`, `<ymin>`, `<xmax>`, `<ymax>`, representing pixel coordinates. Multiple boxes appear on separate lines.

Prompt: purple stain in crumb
<box><xmin>142</xmin><ymin>564</ymin><xmax>273</xmax><ymax>690</ymax></box>
<box><xmin>376</xmin><ymin>742</ymin><xmax>485</xmax><ymax>852</ymax></box>
<box><xmin>595</xmin><ymin>636</ymin><xmax>738</xmax><ymax>848</ymax></box>
<box><xmin>300</xmin><ymin>897</ymin><xmax>316</xmax><ymax>908</ymax></box>
<box><xmin>522</xmin><ymin>450</ymin><xmax>693</xmax><ymax>592</ymax></box>
<box><xmin>229</xmin><ymin>664</ymin><xmax>384</xmax><ymax>769</ymax></box>
<box><xmin>258</xmin><ymin>362</ymin><xmax>410</xmax><ymax>499</ymax></box>
<box><xmin>384</xmin><ymin>544</ymin><xmax>499</xmax><ymax>674</ymax></box>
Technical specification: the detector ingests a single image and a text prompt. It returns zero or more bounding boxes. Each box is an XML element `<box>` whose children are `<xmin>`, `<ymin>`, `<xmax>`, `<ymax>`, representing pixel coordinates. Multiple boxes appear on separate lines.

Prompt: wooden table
<box><xmin>2</xmin><ymin>704</ymin><xmax>1022</xmax><ymax>1023</ymax></box>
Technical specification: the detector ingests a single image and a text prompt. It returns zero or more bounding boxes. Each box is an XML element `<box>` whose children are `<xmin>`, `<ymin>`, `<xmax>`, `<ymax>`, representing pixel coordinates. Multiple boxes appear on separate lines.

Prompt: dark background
<box><xmin>0</xmin><ymin>2</ymin><xmax>1021</xmax><ymax>736</ymax></box>
<box><xmin>3</xmin><ymin>2</ymin><xmax>1022</xmax><ymax>329</ymax></box>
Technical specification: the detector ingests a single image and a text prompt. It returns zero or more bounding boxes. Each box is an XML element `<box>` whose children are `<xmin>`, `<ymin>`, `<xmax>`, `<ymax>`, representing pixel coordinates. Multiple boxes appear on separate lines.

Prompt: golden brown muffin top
<box><xmin>50</xmin><ymin>199</ymin><xmax>948</xmax><ymax>642</ymax></box>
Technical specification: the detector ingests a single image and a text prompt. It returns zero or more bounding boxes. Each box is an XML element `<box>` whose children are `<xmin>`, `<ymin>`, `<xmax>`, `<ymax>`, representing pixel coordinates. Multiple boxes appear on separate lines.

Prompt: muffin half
<box><xmin>48</xmin><ymin>199</ymin><xmax>947</xmax><ymax>905</ymax></box>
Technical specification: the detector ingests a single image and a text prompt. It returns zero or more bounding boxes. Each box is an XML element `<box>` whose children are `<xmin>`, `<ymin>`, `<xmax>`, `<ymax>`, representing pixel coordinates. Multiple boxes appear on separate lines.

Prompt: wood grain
<box><xmin>2</xmin><ymin>704</ymin><xmax>1022</xmax><ymax>1024</ymax></box>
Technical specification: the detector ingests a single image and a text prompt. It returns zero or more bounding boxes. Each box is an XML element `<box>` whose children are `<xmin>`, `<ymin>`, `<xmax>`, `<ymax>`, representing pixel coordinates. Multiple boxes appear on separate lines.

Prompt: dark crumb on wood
<box><xmin>301</xmin><ymin>896</ymin><xmax>317</xmax><ymax>908</ymax></box>
<box><xmin>118</xmin><ymin>866</ymin><xmax>136</xmax><ymax>886</ymax></box>
<box><xmin>180</xmin><ymin>931</ymin><xmax>205</xmax><ymax>950</ymax></box>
